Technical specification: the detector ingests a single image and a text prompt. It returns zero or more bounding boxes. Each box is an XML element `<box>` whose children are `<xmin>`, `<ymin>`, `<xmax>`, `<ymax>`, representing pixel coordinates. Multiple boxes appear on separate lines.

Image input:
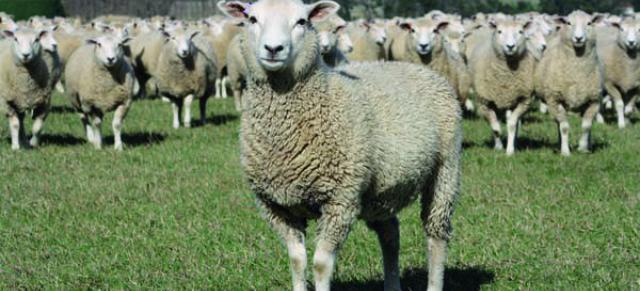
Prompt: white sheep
<box><xmin>535</xmin><ymin>11</ymin><xmax>604</xmax><ymax>156</ymax></box>
<box><xmin>226</xmin><ymin>34</ymin><xmax>247</xmax><ymax>111</ymax></box>
<box><xmin>344</xmin><ymin>19</ymin><xmax>386</xmax><ymax>62</ymax></box>
<box><xmin>596</xmin><ymin>17</ymin><xmax>640</xmax><ymax>128</ymax></box>
<box><xmin>0</xmin><ymin>28</ymin><xmax>60</xmax><ymax>150</ymax></box>
<box><xmin>219</xmin><ymin>1</ymin><xmax>462</xmax><ymax>291</ymax></box>
<box><xmin>200</xmin><ymin>18</ymin><xmax>243</xmax><ymax>99</ymax></box>
<box><xmin>64</xmin><ymin>34</ymin><xmax>139</xmax><ymax>150</ymax></box>
<box><xmin>314</xmin><ymin>15</ymin><xmax>351</xmax><ymax>67</ymax></box>
<box><xmin>468</xmin><ymin>18</ymin><xmax>536</xmax><ymax>155</ymax></box>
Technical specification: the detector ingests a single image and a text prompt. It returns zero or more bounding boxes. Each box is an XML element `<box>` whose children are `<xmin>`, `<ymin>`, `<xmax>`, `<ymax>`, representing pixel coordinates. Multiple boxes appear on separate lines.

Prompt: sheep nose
<box><xmin>22</xmin><ymin>53</ymin><xmax>30</xmax><ymax>59</ymax></box>
<box><xmin>107</xmin><ymin>57</ymin><xmax>116</xmax><ymax>63</ymax></box>
<box><xmin>628</xmin><ymin>40</ymin><xmax>637</xmax><ymax>47</ymax></box>
<box><xmin>574</xmin><ymin>36</ymin><xmax>584</xmax><ymax>42</ymax></box>
<box><xmin>541</xmin><ymin>44</ymin><xmax>547</xmax><ymax>51</ymax></box>
<box><xmin>264</xmin><ymin>44</ymin><xmax>284</xmax><ymax>55</ymax></box>
<box><xmin>419</xmin><ymin>44</ymin><xmax>429</xmax><ymax>50</ymax></box>
<box><xmin>506</xmin><ymin>44</ymin><xmax>516</xmax><ymax>50</ymax></box>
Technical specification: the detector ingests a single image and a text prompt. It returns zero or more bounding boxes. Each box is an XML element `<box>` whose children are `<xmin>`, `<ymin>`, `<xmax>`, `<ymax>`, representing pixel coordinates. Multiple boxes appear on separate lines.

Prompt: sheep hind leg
<box><xmin>215</xmin><ymin>78</ymin><xmax>222</xmax><ymax>98</ymax></box>
<box><xmin>112</xmin><ymin>100</ymin><xmax>131</xmax><ymax>151</ymax></box>
<box><xmin>313</xmin><ymin>203</ymin><xmax>358</xmax><ymax>291</ymax></box>
<box><xmin>90</xmin><ymin>114</ymin><xmax>103</xmax><ymax>150</ymax></box>
<box><xmin>506</xmin><ymin>101</ymin><xmax>530</xmax><ymax>156</ymax></box>
<box><xmin>625</xmin><ymin>95</ymin><xmax>638</xmax><ymax>115</ymax></box>
<box><xmin>606</xmin><ymin>83</ymin><xmax>626</xmax><ymax>129</ymax></box>
<box><xmin>171</xmin><ymin>98</ymin><xmax>183</xmax><ymax>129</ymax></box>
<box><xmin>421</xmin><ymin>153</ymin><xmax>460</xmax><ymax>291</ymax></box>
<box><xmin>256</xmin><ymin>199</ymin><xmax>308</xmax><ymax>291</ymax></box>
<box><xmin>30</xmin><ymin>103</ymin><xmax>50</xmax><ymax>148</ymax></box>
<box><xmin>8</xmin><ymin>112</ymin><xmax>25</xmax><ymax>150</ymax></box>
<box><xmin>366</xmin><ymin>218</ymin><xmax>401</xmax><ymax>291</ymax></box>
<box><xmin>183</xmin><ymin>94</ymin><xmax>194</xmax><ymax>128</ymax></box>
<box><xmin>81</xmin><ymin>113</ymin><xmax>94</xmax><ymax>144</ymax></box>
<box><xmin>548</xmin><ymin>102</ymin><xmax>570</xmax><ymax>156</ymax></box>
<box><xmin>221</xmin><ymin>76</ymin><xmax>229</xmax><ymax>98</ymax></box>
<box><xmin>199</xmin><ymin>96</ymin><xmax>208</xmax><ymax>125</ymax></box>
<box><xmin>479</xmin><ymin>104</ymin><xmax>503</xmax><ymax>150</ymax></box>
<box><xmin>578</xmin><ymin>102</ymin><xmax>599</xmax><ymax>153</ymax></box>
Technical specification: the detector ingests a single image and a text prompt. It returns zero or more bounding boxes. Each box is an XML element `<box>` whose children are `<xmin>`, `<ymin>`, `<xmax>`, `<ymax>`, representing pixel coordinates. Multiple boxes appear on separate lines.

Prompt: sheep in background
<box><xmin>469</xmin><ymin>18</ymin><xmax>537</xmax><ymax>155</ymax></box>
<box><xmin>65</xmin><ymin>34</ymin><xmax>139</xmax><ymax>150</ymax></box>
<box><xmin>344</xmin><ymin>19</ymin><xmax>386</xmax><ymax>62</ymax></box>
<box><xmin>200</xmin><ymin>18</ymin><xmax>243</xmax><ymax>99</ymax></box>
<box><xmin>0</xmin><ymin>13</ymin><xmax>17</xmax><ymax>31</ymax></box>
<box><xmin>219</xmin><ymin>1</ymin><xmax>462</xmax><ymax>291</ymax></box>
<box><xmin>535</xmin><ymin>11</ymin><xmax>604</xmax><ymax>156</ymax></box>
<box><xmin>226</xmin><ymin>34</ymin><xmax>247</xmax><ymax>111</ymax></box>
<box><xmin>314</xmin><ymin>15</ymin><xmax>351</xmax><ymax>67</ymax></box>
<box><xmin>596</xmin><ymin>17</ymin><xmax>640</xmax><ymax>128</ymax></box>
<box><xmin>0</xmin><ymin>29</ymin><xmax>60</xmax><ymax>150</ymax></box>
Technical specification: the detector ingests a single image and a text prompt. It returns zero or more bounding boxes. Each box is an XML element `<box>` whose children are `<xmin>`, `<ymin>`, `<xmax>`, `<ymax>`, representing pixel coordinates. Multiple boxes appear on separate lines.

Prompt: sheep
<box><xmin>0</xmin><ymin>13</ymin><xmax>17</xmax><ymax>31</ymax></box>
<box><xmin>535</xmin><ymin>11</ymin><xmax>604</xmax><ymax>156</ymax></box>
<box><xmin>389</xmin><ymin>17</ymin><xmax>469</xmax><ymax>110</ymax></box>
<box><xmin>64</xmin><ymin>34</ymin><xmax>139</xmax><ymax>150</ymax></box>
<box><xmin>219</xmin><ymin>1</ymin><xmax>462</xmax><ymax>291</ymax></box>
<box><xmin>149</xmin><ymin>26</ymin><xmax>217</xmax><ymax>128</ymax></box>
<box><xmin>596</xmin><ymin>17</ymin><xmax>640</xmax><ymax>128</ymax></box>
<box><xmin>128</xmin><ymin>30</ymin><xmax>166</xmax><ymax>98</ymax></box>
<box><xmin>314</xmin><ymin>15</ymin><xmax>351</xmax><ymax>67</ymax></box>
<box><xmin>468</xmin><ymin>18</ymin><xmax>536</xmax><ymax>155</ymax></box>
<box><xmin>200</xmin><ymin>18</ymin><xmax>243</xmax><ymax>99</ymax></box>
<box><xmin>226</xmin><ymin>34</ymin><xmax>247</xmax><ymax>111</ymax></box>
<box><xmin>0</xmin><ymin>28</ymin><xmax>60</xmax><ymax>150</ymax></box>
<box><xmin>344</xmin><ymin>19</ymin><xmax>386</xmax><ymax>62</ymax></box>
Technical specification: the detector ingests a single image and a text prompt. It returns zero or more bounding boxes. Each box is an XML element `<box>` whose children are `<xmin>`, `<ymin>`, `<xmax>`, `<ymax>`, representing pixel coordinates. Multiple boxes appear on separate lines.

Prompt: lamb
<box><xmin>535</xmin><ymin>11</ymin><xmax>604</xmax><ymax>156</ymax></box>
<box><xmin>219</xmin><ymin>1</ymin><xmax>462</xmax><ymax>291</ymax></box>
<box><xmin>469</xmin><ymin>18</ymin><xmax>536</xmax><ymax>155</ymax></box>
<box><xmin>344</xmin><ymin>19</ymin><xmax>386</xmax><ymax>61</ymax></box>
<box><xmin>314</xmin><ymin>15</ymin><xmax>351</xmax><ymax>67</ymax></box>
<box><xmin>148</xmin><ymin>26</ymin><xmax>217</xmax><ymax>128</ymax></box>
<box><xmin>389</xmin><ymin>17</ymin><xmax>469</xmax><ymax>110</ymax></box>
<box><xmin>596</xmin><ymin>17</ymin><xmax>640</xmax><ymax>128</ymax></box>
<box><xmin>64</xmin><ymin>34</ymin><xmax>139</xmax><ymax>150</ymax></box>
<box><xmin>0</xmin><ymin>28</ymin><xmax>60</xmax><ymax>150</ymax></box>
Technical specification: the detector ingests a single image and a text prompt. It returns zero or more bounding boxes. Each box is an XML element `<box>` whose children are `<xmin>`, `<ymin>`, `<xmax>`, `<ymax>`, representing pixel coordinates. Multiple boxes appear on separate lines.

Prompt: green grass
<box><xmin>1</xmin><ymin>94</ymin><xmax>639</xmax><ymax>290</ymax></box>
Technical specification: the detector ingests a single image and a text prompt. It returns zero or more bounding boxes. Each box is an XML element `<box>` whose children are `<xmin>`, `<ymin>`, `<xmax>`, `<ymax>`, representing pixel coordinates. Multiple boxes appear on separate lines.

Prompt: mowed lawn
<box><xmin>1</xmin><ymin>93</ymin><xmax>638</xmax><ymax>290</ymax></box>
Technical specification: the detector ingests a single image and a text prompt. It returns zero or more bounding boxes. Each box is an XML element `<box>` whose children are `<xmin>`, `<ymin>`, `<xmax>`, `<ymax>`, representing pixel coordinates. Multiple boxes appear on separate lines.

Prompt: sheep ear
<box><xmin>554</xmin><ymin>17</ymin><xmax>567</xmax><ymax>25</ymax></box>
<box><xmin>335</xmin><ymin>25</ymin><xmax>346</xmax><ymax>34</ymax></box>
<box><xmin>190</xmin><ymin>31</ymin><xmax>200</xmax><ymax>40</ymax></box>
<box><xmin>360</xmin><ymin>21</ymin><xmax>371</xmax><ymax>31</ymax></box>
<box><xmin>86</xmin><ymin>38</ymin><xmax>98</xmax><ymax>45</ymax></box>
<box><xmin>50</xmin><ymin>25</ymin><xmax>59</xmax><ymax>32</ymax></box>
<box><xmin>37</xmin><ymin>30</ymin><xmax>49</xmax><ymax>40</ymax></box>
<box><xmin>523</xmin><ymin>21</ymin><xmax>533</xmax><ymax>31</ymax></box>
<box><xmin>217</xmin><ymin>1</ymin><xmax>250</xmax><ymax>19</ymax></box>
<box><xmin>399</xmin><ymin>22</ymin><xmax>413</xmax><ymax>32</ymax></box>
<box><xmin>306</xmin><ymin>1</ymin><xmax>340</xmax><ymax>24</ymax></box>
<box><xmin>2</xmin><ymin>30</ymin><xmax>14</xmax><ymax>38</ymax></box>
<box><xmin>489</xmin><ymin>20</ymin><xmax>497</xmax><ymax>30</ymax></box>
<box><xmin>434</xmin><ymin>21</ymin><xmax>449</xmax><ymax>33</ymax></box>
<box><xmin>608</xmin><ymin>21</ymin><xmax>621</xmax><ymax>30</ymax></box>
<box><xmin>121</xmin><ymin>37</ymin><xmax>132</xmax><ymax>45</ymax></box>
<box><xmin>589</xmin><ymin>14</ymin><xmax>604</xmax><ymax>26</ymax></box>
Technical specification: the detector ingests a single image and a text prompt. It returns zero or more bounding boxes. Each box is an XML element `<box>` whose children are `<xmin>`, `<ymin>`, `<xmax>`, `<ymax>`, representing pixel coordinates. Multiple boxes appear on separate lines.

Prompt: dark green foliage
<box><xmin>0</xmin><ymin>0</ymin><xmax>64</xmax><ymax>20</ymax></box>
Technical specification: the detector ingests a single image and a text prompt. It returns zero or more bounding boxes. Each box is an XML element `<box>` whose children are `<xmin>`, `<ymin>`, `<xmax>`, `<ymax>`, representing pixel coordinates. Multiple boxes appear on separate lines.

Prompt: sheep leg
<box><xmin>479</xmin><ymin>104</ymin><xmax>503</xmax><ymax>150</ymax></box>
<box><xmin>215</xmin><ymin>78</ymin><xmax>222</xmax><ymax>98</ymax></box>
<box><xmin>578</xmin><ymin>102</ymin><xmax>600</xmax><ymax>153</ymax></box>
<box><xmin>595</xmin><ymin>113</ymin><xmax>605</xmax><ymax>124</ymax></box>
<box><xmin>313</xmin><ymin>203</ymin><xmax>358</xmax><ymax>291</ymax></box>
<box><xmin>625</xmin><ymin>95</ymin><xmax>638</xmax><ymax>115</ymax></box>
<box><xmin>8</xmin><ymin>112</ymin><xmax>25</xmax><ymax>150</ymax></box>
<box><xmin>221</xmin><ymin>76</ymin><xmax>229</xmax><ymax>98</ymax></box>
<box><xmin>421</xmin><ymin>153</ymin><xmax>460</xmax><ymax>291</ymax></box>
<box><xmin>183</xmin><ymin>94</ymin><xmax>194</xmax><ymax>128</ymax></box>
<box><xmin>55</xmin><ymin>81</ymin><xmax>65</xmax><ymax>93</ymax></box>
<box><xmin>30</xmin><ymin>103</ymin><xmax>50</xmax><ymax>148</ymax></box>
<box><xmin>603</xmin><ymin>95</ymin><xmax>612</xmax><ymax>109</ymax></box>
<box><xmin>366</xmin><ymin>218</ymin><xmax>401</xmax><ymax>291</ymax></box>
<box><xmin>199</xmin><ymin>96</ymin><xmax>208</xmax><ymax>125</ymax></box>
<box><xmin>90</xmin><ymin>115</ymin><xmax>103</xmax><ymax>150</ymax></box>
<box><xmin>256</xmin><ymin>199</ymin><xmax>308</xmax><ymax>291</ymax></box>
<box><xmin>112</xmin><ymin>100</ymin><xmax>131</xmax><ymax>151</ymax></box>
<box><xmin>606</xmin><ymin>83</ymin><xmax>626</xmax><ymax>129</ymax></box>
<box><xmin>539</xmin><ymin>101</ymin><xmax>548</xmax><ymax>114</ymax></box>
<box><xmin>548</xmin><ymin>101</ymin><xmax>570</xmax><ymax>156</ymax></box>
<box><xmin>506</xmin><ymin>101</ymin><xmax>529</xmax><ymax>156</ymax></box>
<box><xmin>171</xmin><ymin>98</ymin><xmax>183</xmax><ymax>129</ymax></box>
<box><xmin>81</xmin><ymin>113</ymin><xmax>94</xmax><ymax>143</ymax></box>
<box><xmin>464</xmin><ymin>99</ymin><xmax>475</xmax><ymax>112</ymax></box>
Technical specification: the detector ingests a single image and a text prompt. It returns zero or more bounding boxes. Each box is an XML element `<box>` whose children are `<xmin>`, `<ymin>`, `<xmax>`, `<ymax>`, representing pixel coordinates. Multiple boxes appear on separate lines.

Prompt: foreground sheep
<box><xmin>469</xmin><ymin>18</ymin><xmax>536</xmax><ymax>155</ymax></box>
<box><xmin>65</xmin><ymin>34</ymin><xmax>139</xmax><ymax>150</ymax></box>
<box><xmin>219</xmin><ymin>1</ymin><xmax>462</xmax><ymax>291</ymax></box>
<box><xmin>0</xmin><ymin>29</ymin><xmax>60</xmax><ymax>150</ymax></box>
<box><xmin>596</xmin><ymin>17</ymin><xmax>640</xmax><ymax>128</ymax></box>
<box><xmin>535</xmin><ymin>11</ymin><xmax>604</xmax><ymax>156</ymax></box>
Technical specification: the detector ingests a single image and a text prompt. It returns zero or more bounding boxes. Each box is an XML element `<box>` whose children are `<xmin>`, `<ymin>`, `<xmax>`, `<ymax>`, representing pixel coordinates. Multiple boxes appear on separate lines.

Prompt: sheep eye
<box><xmin>249</xmin><ymin>16</ymin><xmax>257</xmax><ymax>24</ymax></box>
<box><xmin>498</xmin><ymin>30</ymin><xmax>502</xmax><ymax>34</ymax></box>
<box><xmin>296</xmin><ymin>19</ymin><xmax>307</xmax><ymax>26</ymax></box>
<box><xmin>518</xmin><ymin>30</ymin><xmax>524</xmax><ymax>34</ymax></box>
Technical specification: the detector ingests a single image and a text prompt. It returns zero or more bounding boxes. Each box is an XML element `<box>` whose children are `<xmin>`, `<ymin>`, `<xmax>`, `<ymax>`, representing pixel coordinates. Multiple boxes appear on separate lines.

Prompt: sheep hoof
<box><xmin>29</xmin><ymin>137</ymin><xmax>39</xmax><ymax>148</ymax></box>
<box><xmin>184</xmin><ymin>123</ymin><xmax>191</xmax><ymax>129</ymax></box>
<box><xmin>114</xmin><ymin>144</ymin><xmax>124</xmax><ymax>151</ymax></box>
<box><xmin>173</xmin><ymin>123</ymin><xmax>180</xmax><ymax>129</ymax></box>
<box><xmin>561</xmin><ymin>151</ymin><xmax>571</xmax><ymax>157</ymax></box>
<box><xmin>494</xmin><ymin>144</ymin><xmax>504</xmax><ymax>151</ymax></box>
<box><xmin>577</xmin><ymin>147</ymin><xmax>590</xmax><ymax>154</ymax></box>
<box><xmin>506</xmin><ymin>150</ymin><xmax>515</xmax><ymax>156</ymax></box>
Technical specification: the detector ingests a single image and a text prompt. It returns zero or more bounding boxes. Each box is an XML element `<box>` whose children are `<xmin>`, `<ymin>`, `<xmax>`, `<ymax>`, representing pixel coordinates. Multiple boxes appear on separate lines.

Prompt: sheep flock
<box><xmin>1</xmin><ymin>0</ymin><xmax>639</xmax><ymax>290</ymax></box>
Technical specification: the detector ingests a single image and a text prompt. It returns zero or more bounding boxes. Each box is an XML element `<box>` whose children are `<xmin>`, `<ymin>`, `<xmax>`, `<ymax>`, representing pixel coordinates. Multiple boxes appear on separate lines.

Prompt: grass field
<box><xmin>1</xmin><ymin>93</ymin><xmax>639</xmax><ymax>290</ymax></box>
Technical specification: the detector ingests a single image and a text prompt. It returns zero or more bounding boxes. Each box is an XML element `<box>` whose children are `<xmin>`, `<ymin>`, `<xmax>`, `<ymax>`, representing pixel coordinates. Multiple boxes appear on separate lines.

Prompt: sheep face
<box><xmin>610</xmin><ymin>18</ymin><xmax>640</xmax><ymax>51</ymax></box>
<box><xmin>526</xmin><ymin>23</ymin><xmax>547</xmax><ymax>55</ymax></box>
<box><xmin>161</xmin><ymin>28</ymin><xmax>199</xmax><ymax>59</ymax></box>
<box><xmin>400</xmin><ymin>18</ymin><xmax>449</xmax><ymax>56</ymax></box>
<box><xmin>555</xmin><ymin>11</ymin><xmax>602</xmax><ymax>49</ymax></box>
<box><xmin>317</xmin><ymin>16</ymin><xmax>348</xmax><ymax>54</ymax></box>
<box><xmin>86</xmin><ymin>35</ymin><xmax>130</xmax><ymax>68</ymax></box>
<box><xmin>2</xmin><ymin>29</ymin><xmax>46</xmax><ymax>64</ymax></box>
<box><xmin>219</xmin><ymin>0</ymin><xmax>340</xmax><ymax>72</ymax></box>
<box><xmin>489</xmin><ymin>19</ymin><xmax>531</xmax><ymax>57</ymax></box>
<box><xmin>444</xmin><ymin>19</ymin><xmax>466</xmax><ymax>55</ymax></box>
<box><xmin>363</xmin><ymin>20</ymin><xmax>387</xmax><ymax>46</ymax></box>
<box><xmin>337</xmin><ymin>28</ymin><xmax>353</xmax><ymax>53</ymax></box>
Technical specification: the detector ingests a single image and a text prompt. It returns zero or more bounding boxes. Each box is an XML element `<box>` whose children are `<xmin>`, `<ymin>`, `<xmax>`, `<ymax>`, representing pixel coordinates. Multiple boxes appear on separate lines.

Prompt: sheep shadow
<box><xmin>40</xmin><ymin>133</ymin><xmax>85</xmax><ymax>146</ymax></box>
<box><xmin>333</xmin><ymin>266</ymin><xmax>495</xmax><ymax>291</ymax></box>
<box><xmin>192</xmin><ymin>114</ymin><xmax>239</xmax><ymax>128</ymax></box>
<box><xmin>103</xmin><ymin>132</ymin><xmax>167</xmax><ymax>148</ymax></box>
<box><xmin>49</xmin><ymin>105</ymin><xmax>77</xmax><ymax>114</ymax></box>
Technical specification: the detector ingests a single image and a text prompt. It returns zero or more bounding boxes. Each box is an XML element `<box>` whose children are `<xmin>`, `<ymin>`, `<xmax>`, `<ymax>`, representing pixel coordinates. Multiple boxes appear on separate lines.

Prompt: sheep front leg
<box><xmin>421</xmin><ymin>153</ymin><xmax>460</xmax><ymax>291</ymax></box>
<box><xmin>256</xmin><ymin>199</ymin><xmax>308</xmax><ymax>291</ymax></box>
<box><xmin>215</xmin><ymin>78</ymin><xmax>222</xmax><ymax>98</ymax></box>
<box><xmin>506</xmin><ymin>100</ymin><xmax>530</xmax><ymax>156</ymax></box>
<box><xmin>539</xmin><ymin>101</ymin><xmax>548</xmax><ymax>114</ymax></box>
<box><xmin>8</xmin><ymin>112</ymin><xmax>25</xmax><ymax>150</ymax></box>
<box><xmin>30</xmin><ymin>103</ymin><xmax>50</xmax><ymax>148</ymax></box>
<box><xmin>578</xmin><ymin>102</ymin><xmax>600</xmax><ymax>153</ymax></box>
<box><xmin>233</xmin><ymin>88</ymin><xmax>242</xmax><ymax>112</ymax></box>
<box><xmin>112</xmin><ymin>100</ymin><xmax>131</xmax><ymax>151</ymax></box>
<box><xmin>548</xmin><ymin>101</ymin><xmax>570</xmax><ymax>156</ymax></box>
<box><xmin>314</xmin><ymin>203</ymin><xmax>358</xmax><ymax>291</ymax></box>
<box><xmin>625</xmin><ymin>95</ymin><xmax>638</xmax><ymax>115</ymax></box>
<box><xmin>366</xmin><ymin>218</ymin><xmax>401</xmax><ymax>291</ymax></box>
<box><xmin>606</xmin><ymin>83</ymin><xmax>626</xmax><ymax>128</ymax></box>
<box><xmin>183</xmin><ymin>94</ymin><xmax>194</xmax><ymax>128</ymax></box>
<box><xmin>221</xmin><ymin>76</ymin><xmax>229</xmax><ymax>98</ymax></box>
<box><xmin>80</xmin><ymin>113</ymin><xmax>94</xmax><ymax>144</ymax></box>
<box><xmin>171</xmin><ymin>98</ymin><xmax>183</xmax><ymax>129</ymax></box>
<box><xmin>478</xmin><ymin>104</ymin><xmax>503</xmax><ymax>150</ymax></box>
